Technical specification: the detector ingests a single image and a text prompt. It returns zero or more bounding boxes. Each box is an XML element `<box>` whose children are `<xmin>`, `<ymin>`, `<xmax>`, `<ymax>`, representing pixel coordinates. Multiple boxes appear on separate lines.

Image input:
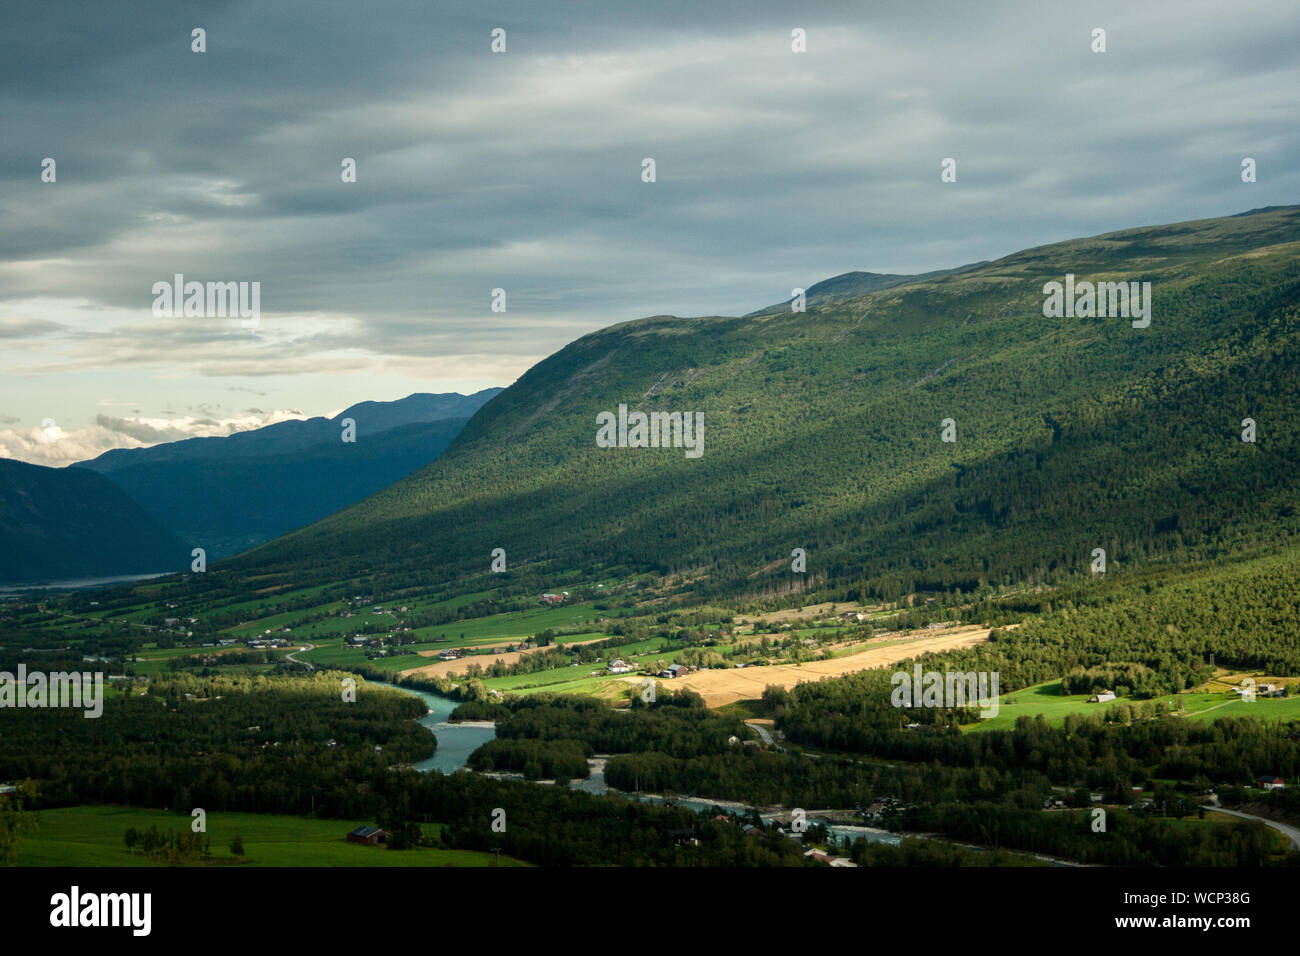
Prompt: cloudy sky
<box><xmin>1</xmin><ymin>0</ymin><xmax>1297</xmax><ymax>464</ymax></box>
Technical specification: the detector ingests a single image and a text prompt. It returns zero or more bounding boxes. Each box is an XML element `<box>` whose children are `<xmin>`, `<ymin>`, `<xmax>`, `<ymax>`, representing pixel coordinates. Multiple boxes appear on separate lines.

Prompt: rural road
<box><xmin>1211</xmin><ymin>806</ymin><xmax>1300</xmax><ymax>851</ymax></box>
<box><xmin>1206</xmin><ymin>801</ymin><xmax>1300</xmax><ymax>853</ymax></box>
<box><xmin>285</xmin><ymin>644</ymin><xmax>316</xmax><ymax>669</ymax></box>
<box><xmin>745</xmin><ymin>721</ymin><xmax>786</xmax><ymax>751</ymax></box>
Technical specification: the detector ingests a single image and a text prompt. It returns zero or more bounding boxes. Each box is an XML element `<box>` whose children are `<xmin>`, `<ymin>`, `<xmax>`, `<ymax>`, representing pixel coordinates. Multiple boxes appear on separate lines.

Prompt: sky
<box><xmin>1</xmin><ymin>0</ymin><xmax>1297</xmax><ymax>465</ymax></box>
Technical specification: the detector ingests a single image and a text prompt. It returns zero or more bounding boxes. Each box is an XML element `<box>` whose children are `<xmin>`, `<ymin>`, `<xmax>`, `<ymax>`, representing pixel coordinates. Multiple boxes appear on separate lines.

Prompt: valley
<box><xmin>5</xmin><ymin>207</ymin><xmax>1300</xmax><ymax>870</ymax></box>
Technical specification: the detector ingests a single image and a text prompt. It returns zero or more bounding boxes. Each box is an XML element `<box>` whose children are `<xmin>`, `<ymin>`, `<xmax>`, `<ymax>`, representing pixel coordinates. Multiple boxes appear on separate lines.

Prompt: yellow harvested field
<box><xmin>626</xmin><ymin>625</ymin><xmax>996</xmax><ymax>708</ymax></box>
<box><xmin>402</xmin><ymin>651</ymin><xmax>524</xmax><ymax>679</ymax></box>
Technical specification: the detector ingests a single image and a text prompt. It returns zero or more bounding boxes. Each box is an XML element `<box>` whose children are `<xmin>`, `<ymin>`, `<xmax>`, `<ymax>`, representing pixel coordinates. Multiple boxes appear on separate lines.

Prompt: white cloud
<box><xmin>0</xmin><ymin>409</ymin><xmax>310</xmax><ymax>467</ymax></box>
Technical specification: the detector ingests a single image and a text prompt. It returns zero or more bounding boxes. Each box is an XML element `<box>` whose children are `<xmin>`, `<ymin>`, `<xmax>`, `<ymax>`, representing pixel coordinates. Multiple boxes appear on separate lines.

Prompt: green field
<box><xmin>407</xmin><ymin>603</ymin><xmax>610</xmax><ymax>642</ymax></box>
<box><xmin>963</xmin><ymin>680</ymin><xmax>1300</xmax><ymax>732</ymax></box>
<box><xmin>17</xmin><ymin>806</ymin><xmax>526</xmax><ymax>867</ymax></box>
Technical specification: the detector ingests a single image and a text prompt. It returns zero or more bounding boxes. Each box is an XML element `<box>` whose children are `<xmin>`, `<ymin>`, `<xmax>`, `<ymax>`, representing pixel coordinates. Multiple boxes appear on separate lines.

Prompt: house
<box><xmin>667</xmin><ymin>828</ymin><xmax>698</xmax><ymax>847</ymax></box>
<box><xmin>666</xmin><ymin>663</ymin><xmax>690</xmax><ymax>678</ymax></box>
<box><xmin>1089</xmin><ymin>691</ymin><xmax>1117</xmax><ymax>703</ymax></box>
<box><xmin>438</xmin><ymin>650</ymin><xmax>459</xmax><ymax>661</ymax></box>
<box><xmin>863</xmin><ymin>801</ymin><xmax>888</xmax><ymax>821</ymax></box>
<box><xmin>1260</xmin><ymin>776</ymin><xmax>1285</xmax><ymax>790</ymax></box>
<box><xmin>540</xmin><ymin>592</ymin><xmax>569</xmax><ymax>606</ymax></box>
<box><xmin>607</xmin><ymin>658</ymin><xmax>633</xmax><ymax>675</ymax></box>
<box><xmin>346</xmin><ymin>825</ymin><xmax>387</xmax><ymax>845</ymax></box>
<box><xmin>1258</xmin><ymin>683</ymin><xmax>1278</xmax><ymax>694</ymax></box>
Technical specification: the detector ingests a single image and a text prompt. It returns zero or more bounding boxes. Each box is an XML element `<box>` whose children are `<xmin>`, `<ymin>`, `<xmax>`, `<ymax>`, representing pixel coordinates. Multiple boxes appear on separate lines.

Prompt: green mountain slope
<box><xmin>231</xmin><ymin>206</ymin><xmax>1300</xmax><ymax>604</ymax></box>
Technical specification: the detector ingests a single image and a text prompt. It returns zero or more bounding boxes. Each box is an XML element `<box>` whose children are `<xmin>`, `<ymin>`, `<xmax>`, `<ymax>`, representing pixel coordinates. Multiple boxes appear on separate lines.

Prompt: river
<box><xmin>384</xmin><ymin>684</ymin><xmax>897</xmax><ymax>850</ymax></box>
<box><xmin>0</xmin><ymin>571</ymin><xmax>170</xmax><ymax>595</ymax></box>
<box><xmin>383</xmin><ymin>683</ymin><xmax>497</xmax><ymax>775</ymax></box>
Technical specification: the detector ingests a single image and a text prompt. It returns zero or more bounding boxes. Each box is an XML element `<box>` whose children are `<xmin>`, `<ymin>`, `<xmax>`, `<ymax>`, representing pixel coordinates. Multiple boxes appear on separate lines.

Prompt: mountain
<box><xmin>0</xmin><ymin>459</ymin><xmax>187</xmax><ymax>584</ymax></box>
<box><xmin>226</xmin><ymin>207</ymin><xmax>1300</xmax><ymax>604</ymax></box>
<box><xmin>74</xmin><ymin>390</ymin><xmax>503</xmax><ymax>560</ymax></box>
<box><xmin>744</xmin><ymin>262</ymin><xmax>989</xmax><ymax>316</ymax></box>
<box><xmin>82</xmin><ymin>390</ymin><xmax>502</xmax><ymax>471</ymax></box>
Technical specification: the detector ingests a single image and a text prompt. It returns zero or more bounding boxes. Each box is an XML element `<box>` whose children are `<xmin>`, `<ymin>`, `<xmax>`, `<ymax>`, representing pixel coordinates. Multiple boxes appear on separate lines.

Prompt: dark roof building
<box><xmin>347</xmin><ymin>825</ymin><xmax>388</xmax><ymax>845</ymax></box>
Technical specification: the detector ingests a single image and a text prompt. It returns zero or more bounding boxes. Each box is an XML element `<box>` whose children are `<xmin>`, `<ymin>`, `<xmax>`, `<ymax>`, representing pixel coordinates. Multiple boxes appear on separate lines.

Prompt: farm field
<box><xmin>16</xmin><ymin>806</ymin><xmax>526</xmax><ymax>867</ymax></box>
<box><xmin>405</xmin><ymin>634</ymin><xmax>674</xmax><ymax>682</ymax></box>
<box><xmin>963</xmin><ymin>680</ymin><xmax>1133</xmax><ymax>731</ymax></box>
<box><xmin>634</xmin><ymin>626</ymin><xmax>995</xmax><ymax>708</ymax></box>
<box><xmin>964</xmin><ymin>681</ymin><xmax>1300</xmax><ymax>732</ymax></box>
<box><xmin>406</xmin><ymin>603</ymin><xmax>612</xmax><ymax>642</ymax></box>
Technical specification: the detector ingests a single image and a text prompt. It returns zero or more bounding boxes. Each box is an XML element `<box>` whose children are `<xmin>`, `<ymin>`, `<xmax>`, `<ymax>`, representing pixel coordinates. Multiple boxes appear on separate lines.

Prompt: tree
<box><xmin>0</xmin><ymin>783</ymin><xmax>37</xmax><ymax>865</ymax></box>
<box><xmin>229</xmin><ymin>833</ymin><xmax>245</xmax><ymax>856</ymax></box>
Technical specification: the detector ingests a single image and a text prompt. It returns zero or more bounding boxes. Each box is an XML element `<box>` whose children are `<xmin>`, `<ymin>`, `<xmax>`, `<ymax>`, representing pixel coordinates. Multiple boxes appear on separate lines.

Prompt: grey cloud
<box><xmin>0</xmin><ymin>0</ymin><xmax>1296</xmax><ymax>405</ymax></box>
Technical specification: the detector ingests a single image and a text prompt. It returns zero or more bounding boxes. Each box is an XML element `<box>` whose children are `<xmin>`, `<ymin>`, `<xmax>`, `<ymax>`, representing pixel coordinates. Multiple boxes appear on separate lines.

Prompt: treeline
<box><xmin>0</xmin><ymin>672</ymin><xmax>430</xmax><ymax>817</ymax></box>
<box><xmin>459</xmin><ymin>691</ymin><xmax>744</xmax><ymax>757</ymax></box>
<box><xmin>0</xmin><ymin>672</ymin><xmax>808</xmax><ymax>867</ymax></box>
<box><xmin>467</xmin><ymin>738</ymin><xmax>590</xmax><ymax>780</ymax></box>
<box><xmin>779</xmin><ymin>543</ymin><xmax>1300</xmax><ymax>755</ymax></box>
<box><xmin>123</xmin><ymin>825</ymin><xmax>209</xmax><ymax>864</ymax></box>
<box><xmin>898</xmin><ymin>802</ymin><xmax>1288</xmax><ymax>868</ymax></box>
<box><xmin>848</xmin><ymin>838</ymin><xmax>1043</xmax><ymax>867</ymax></box>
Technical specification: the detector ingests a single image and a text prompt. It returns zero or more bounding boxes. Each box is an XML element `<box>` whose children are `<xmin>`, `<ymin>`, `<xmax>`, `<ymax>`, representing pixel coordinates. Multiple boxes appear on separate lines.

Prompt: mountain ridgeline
<box><xmin>72</xmin><ymin>390</ymin><xmax>503</xmax><ymax>560</ymax></box>
<box><xmin>228</xmin><ymin>207</ymin><xmax>1300</xmax><ymax>605</ymax></box>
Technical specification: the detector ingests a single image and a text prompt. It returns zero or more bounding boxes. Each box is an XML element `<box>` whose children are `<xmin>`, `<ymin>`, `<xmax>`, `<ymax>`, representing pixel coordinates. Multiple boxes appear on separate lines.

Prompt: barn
<box><xmin>347</xmin><ymin>825</ymin><xmax>388</xmax><ymax>845</ymax></box>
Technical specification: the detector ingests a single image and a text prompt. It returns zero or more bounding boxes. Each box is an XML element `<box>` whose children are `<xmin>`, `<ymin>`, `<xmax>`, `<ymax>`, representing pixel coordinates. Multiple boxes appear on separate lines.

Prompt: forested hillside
<box><xmin>224</xmin><ymin>207</ymin><xmax>1300</xmax><ymax>607</ymax></box>
<box><xmin>0</xmin><ymin>459</ymin><xmax>187</xmax><ymax>584</ymax></box>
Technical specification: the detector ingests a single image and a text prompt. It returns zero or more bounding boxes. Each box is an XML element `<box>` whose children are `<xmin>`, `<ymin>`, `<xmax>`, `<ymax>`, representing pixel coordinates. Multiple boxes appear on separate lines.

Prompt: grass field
<box><xmin>17</xmin><ymin>806</ymin><xmax>526</xmax><ymax>867</ymax></box>
<box><xmin>963</xmin><ymin>680</ymin><xmax>1300</xmax><ymax>732</ymax></box>
<box><xmin>963</xmin><ymin>681</ymin><xmax>1131</xmax><ymax>731</ymax></box>
<box><xmin>407</xmin><ymin>603</ymin><xmax>611</xmax><ymax>642</ymax></box>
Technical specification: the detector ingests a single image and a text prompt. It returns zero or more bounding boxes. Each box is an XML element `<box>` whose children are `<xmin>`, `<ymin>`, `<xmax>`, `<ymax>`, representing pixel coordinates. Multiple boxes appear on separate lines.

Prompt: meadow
<box><xmin>17</xmin><ymin>805</ymin><xmax>525</xmax><ymax>867</ymax></box>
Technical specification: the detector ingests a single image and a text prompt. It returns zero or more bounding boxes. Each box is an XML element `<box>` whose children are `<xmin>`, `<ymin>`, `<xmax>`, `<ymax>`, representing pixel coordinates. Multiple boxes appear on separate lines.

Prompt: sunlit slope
<box><xmin>235</xmin><ymin>206</ymin><xmax>1300</xmax><ymax>601</ymax></box>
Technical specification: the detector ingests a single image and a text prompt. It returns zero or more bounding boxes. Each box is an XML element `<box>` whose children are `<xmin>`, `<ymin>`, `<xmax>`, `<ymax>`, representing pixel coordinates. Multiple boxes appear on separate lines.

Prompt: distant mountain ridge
<box><xmin>69</xmin><ymin>389</ymin><xmax>504</xmax><ymax>562</ymax></box>
<box><xmin>81</xmin><ymin>389</ymin><xmax>503</xmax><ymax>471</ymax></box>
<box><xmin>0</xmin><ymin>459</ymin><xmax>186</xmax><ymax>584</ymax></box>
